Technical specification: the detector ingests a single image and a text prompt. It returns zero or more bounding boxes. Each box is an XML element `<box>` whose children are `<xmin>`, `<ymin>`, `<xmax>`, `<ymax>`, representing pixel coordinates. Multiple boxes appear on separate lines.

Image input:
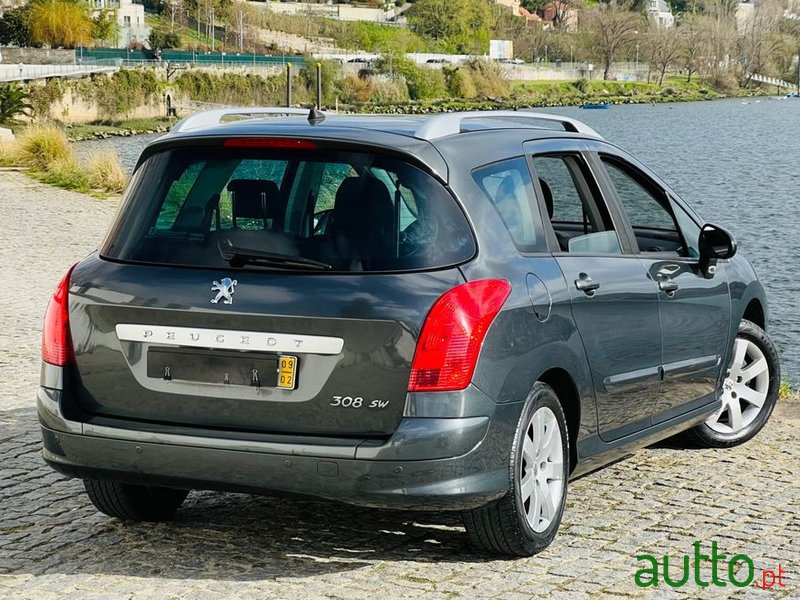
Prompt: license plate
<box><xmin>277</xmin><ymin>355</ymin><xmax>297</xmax><ymax>389</ymax></box>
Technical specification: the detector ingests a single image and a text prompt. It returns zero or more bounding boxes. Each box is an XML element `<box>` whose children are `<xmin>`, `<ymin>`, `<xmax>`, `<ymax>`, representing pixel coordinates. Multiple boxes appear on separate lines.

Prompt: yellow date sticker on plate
<box><xmin>277</xmin><ymin>355</ymin><xmax>297</xmax><ymax>389</ymax></box>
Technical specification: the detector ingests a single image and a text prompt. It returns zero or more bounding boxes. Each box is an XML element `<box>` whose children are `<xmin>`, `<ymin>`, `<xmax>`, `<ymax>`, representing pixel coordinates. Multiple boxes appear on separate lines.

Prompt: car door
<box><xmin>525</xmin><ymin>141</ymin><xmax>663</xmax><ymax>442</ymax></box>
<box><xmin>591</xmin><ymin>149</ymin><xmax>731</xmax><ymax>423</ymax></box>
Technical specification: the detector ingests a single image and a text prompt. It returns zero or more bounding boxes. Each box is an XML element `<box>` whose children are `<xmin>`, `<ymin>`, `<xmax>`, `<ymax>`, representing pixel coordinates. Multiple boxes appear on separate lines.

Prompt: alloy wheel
<box><xmin>519</xmin><ymin>406</ymin><xmax>564</xmax><ymax>533</ymax></box>
<box><xmin>706</xmin><ymin>337</ymin><xmax>770</xmax><ymax>434</ymax></box>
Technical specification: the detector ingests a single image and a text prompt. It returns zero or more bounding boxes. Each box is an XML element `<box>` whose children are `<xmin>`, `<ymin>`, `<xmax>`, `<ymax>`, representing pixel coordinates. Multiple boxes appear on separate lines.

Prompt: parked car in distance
<box><xmin>426</xmin><ymin>58</ymin><xmax>451</xmax><ymax>64</ymax></box>
<box><xmin>38</xmin><ymin>108</ymin><xmax>780</xmax><ymax>556</ymax></box>
<box><xmin>499</xmin><ymin>57</ymin><xmax>525</xmax><ymax>65</ymax></box>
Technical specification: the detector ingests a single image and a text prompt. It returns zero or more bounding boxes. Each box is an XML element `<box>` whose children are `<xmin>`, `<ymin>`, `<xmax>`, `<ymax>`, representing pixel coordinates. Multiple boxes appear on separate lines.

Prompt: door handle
<box><xmin>658</xmin><ymin>279</ymin><xmax>679</xmax><ymax>294</ymax></box>
<box><xmin>575</xmin><ymin>274</ymin><xmax>600</xmax><ymax>294</ymax></box>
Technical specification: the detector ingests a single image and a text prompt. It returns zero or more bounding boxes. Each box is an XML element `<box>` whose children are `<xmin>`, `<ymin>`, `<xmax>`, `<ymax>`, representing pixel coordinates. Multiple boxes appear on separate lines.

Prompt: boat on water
<box><xmin>582</xmin><ymin>102</ymin><xmax>611</xmax><ymax>109</ymax></box>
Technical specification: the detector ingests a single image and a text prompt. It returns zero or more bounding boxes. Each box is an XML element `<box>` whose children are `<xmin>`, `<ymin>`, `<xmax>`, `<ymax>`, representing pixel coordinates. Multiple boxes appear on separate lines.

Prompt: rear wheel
<box><xmin>83</xmin><ymin>479</ymin><xmax>189</xmax><ymax>522</ymax></box>
<box><xmin>683</xmin><ymin>319</ymin><xmax>779</xmax><ymax>448</ymax></box>
<box><xmin>463</xmin><ymin>382</ymin><xmax>569</xmax><ymax>556</ymax></box>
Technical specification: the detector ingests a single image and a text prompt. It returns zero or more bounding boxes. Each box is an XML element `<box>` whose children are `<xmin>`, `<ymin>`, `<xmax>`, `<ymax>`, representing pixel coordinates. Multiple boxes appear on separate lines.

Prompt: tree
<box><xmin>29</xmin><ymin>0</ymin><xmax>92</xmax><ymax>49</ymax></box>
<box><xmin>407</xmin><ymin>0</ymin><xmax>493</xmax><ymax>54</ymax></box>
<box><xmin>149</xmin><ymin>29</ymin><xmax>181</xmax><ymax>49</ymax></box>
<box><xmin>0</xmin><ymin>84</ymin><xmax>33</xmax><ymax>123</ymax></box>
<box><xmin>92</xmin><ymin>11</ymin><xmax>119</xmax><ymax>46</ymax></box>
<box><xmin>586</xmin><ymin>4</ymin><xmax>642</xmax><ymax>80</ymax></box>
<box><xmin>679</xmin><ymin>23</ymin><xmax>704</xmax><ymax>82</ymax></box>
<box><xmin>547</xmin><ymin>0</ymin><xmax>580</xmax><ymax>31</ymax></box>
<box><xmin>646</xmin><ymin>27</ymin><xmax>682</xmax><ymax>86</ymax></box>
<box><xmin>165</xmin><ymin>0</ymin><xmax>183</xmax><ymax>34</ymax></box>
<box><xmin>228</xmin><ymin>1</ymin><xmax>256</xmax><ymax>52</ymax></box>
<box><xmin>735</xmin><ymin>0</ymin><xmax>784</xmax><ymax>86</ymax></box>
<box><xmin>0</xmin><ymin>7</ymin><xmax>33</xmax><ymax>47</ymax></box>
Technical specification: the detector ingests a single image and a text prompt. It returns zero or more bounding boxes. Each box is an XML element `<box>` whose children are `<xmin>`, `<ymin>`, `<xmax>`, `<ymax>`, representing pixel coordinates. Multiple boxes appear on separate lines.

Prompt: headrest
<box><xmin>333</xmin><ymin>177</ymin><xmax>393</xmax><ymax>237</ymax></box>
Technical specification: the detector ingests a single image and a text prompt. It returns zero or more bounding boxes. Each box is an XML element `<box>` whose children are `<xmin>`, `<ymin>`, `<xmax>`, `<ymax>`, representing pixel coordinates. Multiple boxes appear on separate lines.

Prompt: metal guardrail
<box><xmin>0</xmin><ymin>63</ymin><xmax>117</xmax><ymax>82</ymax></box>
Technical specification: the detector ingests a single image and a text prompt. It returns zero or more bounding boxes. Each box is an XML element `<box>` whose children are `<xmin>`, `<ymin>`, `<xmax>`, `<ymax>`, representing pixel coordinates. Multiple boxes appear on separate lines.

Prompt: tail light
<box><xmin>408</xmin><ymin>279</ymin><xmax>511</xmax><ymax>393</ymax></box>
<box><xmin>42</xmin><ymin>264</ymin><xmax>77</xmax><ymax>366</ymax></box>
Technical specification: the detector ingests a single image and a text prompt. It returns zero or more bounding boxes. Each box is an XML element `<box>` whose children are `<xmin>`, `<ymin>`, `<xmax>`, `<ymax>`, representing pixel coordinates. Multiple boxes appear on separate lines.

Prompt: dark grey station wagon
<box><xmin>39</xmin><ymin>108</ymin><xmax>780</xmax><ymax>556</ymax></box>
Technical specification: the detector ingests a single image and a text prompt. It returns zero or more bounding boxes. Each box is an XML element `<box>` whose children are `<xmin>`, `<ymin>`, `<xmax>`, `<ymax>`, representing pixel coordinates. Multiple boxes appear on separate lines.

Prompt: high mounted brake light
<box><xmin>408</xmin><ymin>279</ymin><xmax>511</xmax><ymax>393</ymax></box>
<box><xmin>222</xmin><ymin>138</ymin><xmax>318</xmax><ymax>149</ymax></box>
<box><xmin>42</xmin><ymin>264</ymin><xmax>77</xmax><ymax>366</ymax></box>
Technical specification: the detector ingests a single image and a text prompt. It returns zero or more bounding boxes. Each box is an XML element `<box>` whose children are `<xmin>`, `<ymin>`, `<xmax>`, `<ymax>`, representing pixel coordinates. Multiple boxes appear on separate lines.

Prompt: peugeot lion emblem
<box><xmin>211</xmin><ymin>277</ymin><xmax>238</xmax><ymax>305</ymax></box>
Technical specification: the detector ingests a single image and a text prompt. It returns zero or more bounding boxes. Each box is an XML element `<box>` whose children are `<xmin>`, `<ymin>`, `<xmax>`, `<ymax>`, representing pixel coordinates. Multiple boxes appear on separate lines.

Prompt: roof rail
<box><xmin>413</xmin><ymin>110</ymin><xmax>601</xmax><ymax>141</ymax></box>
<box><xmin>171</xmin><ymin>107</ymin><xmax>312</xmax><ymax>134</ymax></box>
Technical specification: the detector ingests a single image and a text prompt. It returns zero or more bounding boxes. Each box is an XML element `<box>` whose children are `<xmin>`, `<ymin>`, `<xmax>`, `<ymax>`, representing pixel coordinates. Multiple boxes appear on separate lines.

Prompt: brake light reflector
<box><xmin>42</xmin><ymin>264</ymin><xmax>77</xmax><ymax>366</ymax></box>
<box><xmin>408</xmin><ymin>279</ymin><xmax>511</xmax><ymax>393</ymax></box>
<box><xmin>222</xmin><ymin>138</ymin><xmax>317</xmax><ymax>149</ymax></box>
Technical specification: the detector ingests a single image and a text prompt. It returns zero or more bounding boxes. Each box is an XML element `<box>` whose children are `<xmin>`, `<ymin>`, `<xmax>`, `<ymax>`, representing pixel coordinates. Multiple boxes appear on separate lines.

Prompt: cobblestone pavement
<box><xmin>1</xmin><ymin>172</ymin><xmax>799</xmax><ymax>599</ymax></box>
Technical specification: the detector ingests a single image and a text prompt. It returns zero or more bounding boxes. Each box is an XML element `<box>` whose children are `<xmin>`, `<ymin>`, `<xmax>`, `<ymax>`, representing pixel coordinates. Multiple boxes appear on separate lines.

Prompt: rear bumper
<box><xmin>38</xmin><ymin>386</ymin><xmax>522</xmax><ymax>511</ymax></box>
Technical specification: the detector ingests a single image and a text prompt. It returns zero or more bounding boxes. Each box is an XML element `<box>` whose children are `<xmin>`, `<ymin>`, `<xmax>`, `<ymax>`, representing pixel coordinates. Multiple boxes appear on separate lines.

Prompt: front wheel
<box><xmin>463</xmin><ymin>382</ymin><xmax>569</xmax><ymax>556</ymax></box>
<box><xmin>684</xmin><ymin>319</ymin><xmax>780</xmax><ymax>448</ymax></box>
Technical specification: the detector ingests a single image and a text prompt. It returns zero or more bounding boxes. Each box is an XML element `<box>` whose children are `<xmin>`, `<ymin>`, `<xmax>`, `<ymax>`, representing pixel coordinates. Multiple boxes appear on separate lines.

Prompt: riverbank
<box><xmin>65</xmin><ymin>117</ymin><xmax>175</xmax><ymax>142</ymax></box>
<box><xmin>29</xmin><ymin>77</ymin><xmax>783</xmax><ymax>141</ymax></box>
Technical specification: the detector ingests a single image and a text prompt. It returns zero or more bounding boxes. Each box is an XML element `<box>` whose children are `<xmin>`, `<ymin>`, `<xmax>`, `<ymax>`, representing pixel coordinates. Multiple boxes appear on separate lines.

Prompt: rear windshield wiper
<box><xmin>218</xmin><ymin>239</ymin><xmax>332</xmax><ymax>271</ymax></box>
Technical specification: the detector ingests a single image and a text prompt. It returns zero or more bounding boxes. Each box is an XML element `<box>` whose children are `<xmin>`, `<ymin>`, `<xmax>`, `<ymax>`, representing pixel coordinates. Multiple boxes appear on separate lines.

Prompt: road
<box><xmin>0</xmin><ymin>171</ymin><xmax>797</xmax><ymax>598</ymax></box>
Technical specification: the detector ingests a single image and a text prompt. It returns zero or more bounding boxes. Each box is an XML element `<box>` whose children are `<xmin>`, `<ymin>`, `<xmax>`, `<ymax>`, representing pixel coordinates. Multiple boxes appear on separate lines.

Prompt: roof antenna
<box><xmin>308</xmin><ymin>108</ymin><xmax>325</xmax><ymax>125</ymax></box>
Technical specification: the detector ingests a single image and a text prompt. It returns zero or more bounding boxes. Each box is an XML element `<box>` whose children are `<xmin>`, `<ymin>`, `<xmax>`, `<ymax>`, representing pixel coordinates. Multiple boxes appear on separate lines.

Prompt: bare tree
<box><xmin>166</xmin><ymin>0</ymin><xmax>183</xmax><ymax>34</ymax></box>
<box><xmin>229</xmin><ymin>1</ymin><xmax>249</xmax><ymax>52</ymax></box>
<box><xmin>586</xmin><ymin>4</ymin><xmax>642</xmax><ymax>80</ymax></box>
<box><xmin>647</xmin><ymin>27</ymin><xmax>683</xmax><ymax>86</ymax></box>
<box><xmin>735</xmin><ymin>0</ymin><xmax>784</xmax><ymax>86</ymax></box>
<box><xmin>679</xmin><ymin>23</ymin><xmax>704</xmax><ymax>82</ymax></box>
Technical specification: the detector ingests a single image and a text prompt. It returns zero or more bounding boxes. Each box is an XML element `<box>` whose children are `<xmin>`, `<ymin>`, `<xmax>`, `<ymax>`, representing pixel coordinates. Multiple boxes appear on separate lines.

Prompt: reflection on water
<box><xmin>75</xmin><ymin>98</ymin><xmax>800</xmax><ymax>380</ymax></box>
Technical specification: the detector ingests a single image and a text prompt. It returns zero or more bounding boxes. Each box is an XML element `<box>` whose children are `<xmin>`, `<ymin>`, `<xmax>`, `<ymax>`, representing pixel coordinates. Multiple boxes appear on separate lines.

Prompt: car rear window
<box><xmin>101</xmin><ymin>145</ymin><xmax>476</xmax><ymax>273</ymax></box>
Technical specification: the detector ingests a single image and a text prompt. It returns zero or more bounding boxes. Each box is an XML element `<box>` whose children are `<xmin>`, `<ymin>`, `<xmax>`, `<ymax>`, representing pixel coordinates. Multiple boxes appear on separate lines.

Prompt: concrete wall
<box><xmin>0</xmin><ymin>47</ymin><xmax>76</xmax><ymax>65</ymax></box>
<box><xmin>49</xmin><ymin>87</ymin><xmax>166</xmax><ymax>123</ymax></box>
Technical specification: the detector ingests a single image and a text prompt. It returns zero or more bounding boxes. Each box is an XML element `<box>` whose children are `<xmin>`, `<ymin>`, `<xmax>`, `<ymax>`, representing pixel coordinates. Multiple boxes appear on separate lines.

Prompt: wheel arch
<box><xmin>538</xmin><ymin>367</ymin><xmax>580</xmax><ymax>474</ymax></box>
<box><xmin>742</xmin><ymin>298</ymin><xmax>765</xmax><ymax>330</ymax></box>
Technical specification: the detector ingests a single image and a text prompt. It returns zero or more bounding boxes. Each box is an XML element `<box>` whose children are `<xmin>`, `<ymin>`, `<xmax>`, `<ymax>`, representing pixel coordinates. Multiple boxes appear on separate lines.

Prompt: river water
<box><xmin>75</xmin><ymin>98</ymin><xmax>800</xmax><ymax>381</ymax></box>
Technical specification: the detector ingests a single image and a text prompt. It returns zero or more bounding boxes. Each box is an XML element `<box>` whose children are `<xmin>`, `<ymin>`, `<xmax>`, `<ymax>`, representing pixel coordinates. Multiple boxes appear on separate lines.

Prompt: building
<box><xmin>90</xmin><ymin>0</ymin><xmax>149</xmax><ymax>48</ymax></box>
<box><xmin>495</xmin><ymin>0</ymin><xmax>522</xmax><ymax>13</ymax></box>
<box><xmin>648</xmin><ymin>0</ymin><xmax>675</xmax><ymax>30</ymax></box>
<box><xmin>543</xmin><ymin>2</ymin><xmax>578</xmax><ymax>32</ymax></box>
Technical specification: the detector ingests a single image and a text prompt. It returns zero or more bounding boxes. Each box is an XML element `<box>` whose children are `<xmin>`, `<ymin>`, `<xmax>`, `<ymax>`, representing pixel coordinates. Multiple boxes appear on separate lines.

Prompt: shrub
<box><xmin>463</xmin><ymin>58</ymin><xmax>509</xmax><ymax>98</ymax></box>
<box><xmin>86</xmin><ymin>150</ymin><xmax>126</xmax><ymax>193</ymax></box>
<box><xmin>341</xmin><ymin>74</ymin><xmax>409</xmax><ymax>104</ymax></box>
<box><xmin>42</xmin><ymin>156</ymin><xmax>89</xmax><ymax>191</ymax></box>
<box><xmin>26</xmin><ymin>79</ymin><xmax>64</xmax><ymax>120</ymax></box>
<box><xmin>299</xmin><ymin>59</ymin><xmax>342</xmax><ymax>107</ymax></box>
<box><xmin>376</xmin><ymin>54</ymin><xmax>447</xmax><ymax>101</ymax></box>
<box><xmin>0</xmin><ymin>140</ymin><xmax>19</xmax><ymax>166</ymax></box>
<box><xmin>574</xmin><ymin>78</ymin><xmax>589</xmax><ymax>93</ymax></box>
<box><xmin>89</xmin><ymin>69</ymin><xmax>161</xmax><ymax>119</ymax></box>
<box><xmin>15</xmin><ymin>124</ymin><xmax>73</xmax><ymax>170</ymax></box>
<box><xmin>444</xmin><ymin>66</ymin><xmax>478</xmax><ymax>99</ymax></box>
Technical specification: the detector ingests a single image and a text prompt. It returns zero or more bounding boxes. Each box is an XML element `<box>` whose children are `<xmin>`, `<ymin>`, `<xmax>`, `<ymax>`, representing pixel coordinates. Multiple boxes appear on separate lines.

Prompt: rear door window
<box><xmin>102</xmin><ymin>146</ymin><xmax>476</xmax><ymax>273</ymax></box>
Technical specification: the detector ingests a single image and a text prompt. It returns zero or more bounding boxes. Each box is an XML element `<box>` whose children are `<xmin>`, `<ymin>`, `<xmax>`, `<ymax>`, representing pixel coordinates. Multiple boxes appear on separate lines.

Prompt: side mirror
<box><xmin>698</xmin><ymin>223</ymin><xmax>737</xmax><ymax>278</ymax></box>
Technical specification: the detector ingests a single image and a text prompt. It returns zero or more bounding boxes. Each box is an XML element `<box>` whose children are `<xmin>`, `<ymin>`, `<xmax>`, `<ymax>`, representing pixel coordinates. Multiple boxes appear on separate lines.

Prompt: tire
<box><xmin>463</xmin><ymin>382</ymin><xmax>569</xmax><ymax>557</ymax></box>
<box><xmin>682</xmin><ymin>319</ymin><xmax>780</xmax><ymax>448</ymax></box>
<box><xmin>83</xmin><ymin>479</ymin><xmax>189</xmax><ymax>522</ymax></box>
